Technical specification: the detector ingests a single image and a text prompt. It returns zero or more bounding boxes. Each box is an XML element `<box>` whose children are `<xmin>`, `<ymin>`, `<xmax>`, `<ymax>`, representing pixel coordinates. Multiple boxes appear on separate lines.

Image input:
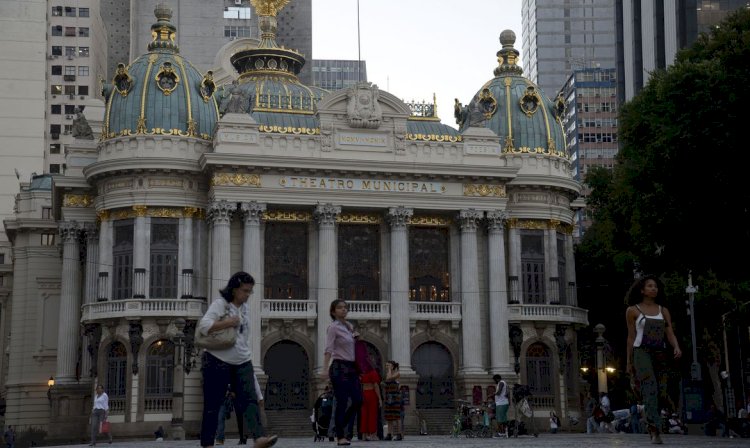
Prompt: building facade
<box><xmin>615</xmin><ymin>0</ymin><xmax>750</xmax><ymax>103</ymax></box>
<box><xmin>560</xmin><ymin>68</ymin><xmax>618</xmax><ymax>238</ymax></box>
<box><xmin>2</xmin><ymin>2</ymin><xmax>587</xmax><ymax>442</ymax></box>
<box><xmin>311</xmin><ymin>59</ymin><xmax>367</xmax><ymax>91</ymax></box>
<box><xmin>521</xmin><ymin>0</ymin><xmax>616</xmax><ymax>99</ymax></box>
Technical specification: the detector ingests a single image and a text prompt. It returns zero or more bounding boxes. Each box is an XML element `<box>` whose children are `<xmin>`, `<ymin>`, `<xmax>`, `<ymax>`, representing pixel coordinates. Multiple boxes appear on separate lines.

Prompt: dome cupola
<box><xmin>101</xmin><ymin>3</ymin><xmax>219</xmax><ymax>140</ymax></box>
<box><xmin>455</xmin><ymin>30</ymin><xmax>567</xmax><ymax>158</ymax></box>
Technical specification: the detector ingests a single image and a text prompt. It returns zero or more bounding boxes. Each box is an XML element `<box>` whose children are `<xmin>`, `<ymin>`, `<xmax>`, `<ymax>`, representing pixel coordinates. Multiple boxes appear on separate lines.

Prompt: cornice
<box><xmin>83</xmin><ymin>157</ymin><xmax>203</xmax><ymax>180</ymax></box>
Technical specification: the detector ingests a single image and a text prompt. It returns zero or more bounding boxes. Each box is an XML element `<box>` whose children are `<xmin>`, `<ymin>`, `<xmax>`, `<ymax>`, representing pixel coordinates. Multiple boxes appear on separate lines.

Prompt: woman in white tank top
<box><xmin>625</xmin><ymin>275</ymin><xmax>682</xmax><ymax>445</ymax></box>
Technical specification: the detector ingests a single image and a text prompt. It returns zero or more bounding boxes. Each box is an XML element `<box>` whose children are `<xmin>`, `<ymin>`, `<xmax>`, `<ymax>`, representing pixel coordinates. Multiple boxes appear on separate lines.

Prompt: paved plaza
<box><xmin>46</xmin><ymin>434</ymin><xmax>749</xmax><ymax>448</ymax></box>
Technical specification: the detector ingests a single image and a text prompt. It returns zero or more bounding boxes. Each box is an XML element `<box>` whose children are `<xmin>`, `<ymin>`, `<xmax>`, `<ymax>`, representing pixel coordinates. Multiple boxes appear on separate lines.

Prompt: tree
<box><xmin>576</xmin><ymin>9</ymin><xmax>750</xmax><ymax>406</ymax></box>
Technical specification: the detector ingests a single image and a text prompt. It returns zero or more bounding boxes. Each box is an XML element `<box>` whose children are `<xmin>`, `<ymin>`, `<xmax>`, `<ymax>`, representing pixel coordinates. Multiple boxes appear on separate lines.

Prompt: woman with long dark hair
<box><xmin>625</xmin><ymin>274</ymin><xmax>682</xmax><ymax>445</ymax></box>
<box><xmin>197</xmin><ymin>272</ymin><xmax>277</xmax><ymax>448</ymax></box>
<box><xmin>322</xmin><ymin>299</ymin><xmax>362</xmax><ymax>446</ymax></box>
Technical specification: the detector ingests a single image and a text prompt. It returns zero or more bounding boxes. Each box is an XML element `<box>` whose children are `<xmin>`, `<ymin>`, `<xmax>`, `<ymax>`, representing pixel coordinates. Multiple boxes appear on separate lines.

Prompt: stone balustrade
<box><xmin>80</xmin><ymin>298</ymin><xmax>207</xmax><ymax>322</ymax></box>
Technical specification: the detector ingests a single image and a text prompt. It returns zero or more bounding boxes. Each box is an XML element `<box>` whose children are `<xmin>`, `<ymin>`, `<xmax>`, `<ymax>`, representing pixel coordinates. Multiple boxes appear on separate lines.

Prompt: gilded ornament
<box><xmin>409</xmin><ymin>216</ymin><xmax>451</xmax><ymax>227</ymax></box>
<box><xmin>199</xmin><ymin>71</ymin><xmax>216</xmax><ymax>102</ymax></box>
<box><xmin>183</xmin><ymin>207</ymin><xmax>199</xmax><ymax>218</ymax></box>
<box><xmin>113</xmin><ymin>63</ymin><xmax>133</xmax><ymax>97</ymax></box>
<box><xmin>258</xmin><ymin>125</ymin><xmax>319</xmax><ymax>135</ymax></box>
<box><xmin>337</xmin><ymin>213</ymin><xmax>382</xmax><ymax>224</ymax></box>
<box><xmin>96</xmin><ymin>210</ymin><xmax>111</xmax><ymax>221</ymax></box>
<box><xmin>478</xmin><ymin>88</ymin><xmax>498</xmax><ymax>119</ymax></box>
<box><xmin>132</xmin><ymin>205</ymin><xmax>148</xmax><ymax>217</ymax></box>
<box><xmin>263</xmin><ymin>210</ymin><xmax>312</xmax><ymax>222</ymax></box>
<box><xmin>250</xmin><ymin>0</ymin><xmax>291</xmax><ymax>16</ymax></box>
<box><xmin>405</xmin><ymin>133</ymin><xmax>462</xmax><ymax>143</ymax></box>
<box><xmin>148</xmin><ymin>207</ymin><xmax>181</xmax><ymax>218</ymax></box>
<box><xmin>519</xmin><ymin>86</ymin><xmax>540</xmax><ymax>117</ymax></box>
<box><xmin>63</xmin><ymin>194</ymin><xmax>94</xmax><ymax>208</ymax></box>
<box><xmin>463</xmin><ymin>184</ymin><xmax>506</xmax><ymax>197</ymax></box>
<box><xmin>211</xmin><ymin>173</ymin><xmax>262</xmax><ymax>187</ymax></box>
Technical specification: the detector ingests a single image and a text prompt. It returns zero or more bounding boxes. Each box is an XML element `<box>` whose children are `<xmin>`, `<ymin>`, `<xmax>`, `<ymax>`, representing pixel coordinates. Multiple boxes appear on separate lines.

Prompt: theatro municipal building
<box><xmin>2</xmin><ymin>0</ymin><xmax>588</xmax><ymax>440</ymax></box>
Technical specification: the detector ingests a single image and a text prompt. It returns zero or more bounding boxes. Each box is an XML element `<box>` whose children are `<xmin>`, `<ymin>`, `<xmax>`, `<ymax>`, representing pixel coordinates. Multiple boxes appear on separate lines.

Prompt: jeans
<box><xmin>329</xmin><ymin>360</ymin><xmax>362</xmax><ymax>439</ymax></box>
<box><xmin>633</xmin><ymin>347</ymin><xmax>669</xmax><ymax>431</ymax></box>
<box><xmin>200</xmin><ymin>352</ymin><xmax>264</xmax><ymax>447</ymax></box>
<box><xmin>90</xmin><ymin>408</ymin><xmax>113</xmax><ymax>445</ymax></box>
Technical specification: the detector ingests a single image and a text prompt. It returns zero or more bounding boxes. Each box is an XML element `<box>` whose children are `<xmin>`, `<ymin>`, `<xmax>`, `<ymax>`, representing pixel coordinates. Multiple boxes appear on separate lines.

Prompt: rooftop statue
<box><xmin>71</xmin><ymin>107</ymin><xmax>94</xmax><ymax>140</ymax></box>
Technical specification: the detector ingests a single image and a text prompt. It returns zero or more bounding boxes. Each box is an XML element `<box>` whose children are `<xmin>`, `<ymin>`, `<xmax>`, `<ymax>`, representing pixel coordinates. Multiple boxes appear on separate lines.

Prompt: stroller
<box><xmin>312</xmin><ymin>390</ymin><xmax>334</xmax><ymax>442</ymax></box>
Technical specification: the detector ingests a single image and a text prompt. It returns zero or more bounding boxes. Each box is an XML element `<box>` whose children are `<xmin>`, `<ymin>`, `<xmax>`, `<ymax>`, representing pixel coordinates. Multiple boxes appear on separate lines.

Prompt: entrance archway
<box><xmin>263</xmin><ymin>340</ymin><xmax>309</xmax><ymax>409</ymax></box>
<box><xmin>412</xmin><ymin>341</ymin><xmax>454</xmax><ymax>408</ymax></box>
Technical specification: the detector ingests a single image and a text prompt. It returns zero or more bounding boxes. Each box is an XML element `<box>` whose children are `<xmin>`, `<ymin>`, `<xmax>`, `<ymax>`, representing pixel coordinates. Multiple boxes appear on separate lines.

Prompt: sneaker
<box><xmin>253</xmin><ymin>435</ymin><xmax>278</xmax><ymax>448</ymax></box>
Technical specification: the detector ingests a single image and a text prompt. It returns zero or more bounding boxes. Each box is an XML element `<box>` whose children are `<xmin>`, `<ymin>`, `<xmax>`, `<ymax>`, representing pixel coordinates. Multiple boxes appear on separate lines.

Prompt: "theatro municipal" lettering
<box><xmin>279</xmin><ymin>176</ymin><xmax>446</xmax><ymax>194</ymax></box>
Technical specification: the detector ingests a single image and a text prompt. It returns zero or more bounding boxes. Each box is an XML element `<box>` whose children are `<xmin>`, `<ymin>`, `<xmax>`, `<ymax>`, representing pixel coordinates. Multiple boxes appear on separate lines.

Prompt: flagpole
<box><xmin>357</xmin><ymin>0</ymin><xmax>361</xmax><ymax>83</ymax></box>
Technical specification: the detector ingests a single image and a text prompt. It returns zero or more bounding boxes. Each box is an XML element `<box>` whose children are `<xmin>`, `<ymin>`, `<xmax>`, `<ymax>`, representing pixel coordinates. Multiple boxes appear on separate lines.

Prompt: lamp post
<box><xmin>594</xmin><ymin>324</ymin><xmax>608</xmax><ymax>394</ymax></box>
<box><xmin>171</xmin><ymin>318</ymin><xmax>186</xmax><ymax>440</ymax></box>
<box><xmin>47</xmin><ymin>376</ymin><xmax>55</xmax><ymax>405</ymax></box>
<box><xmin>686</xmin><ymin>272</ymin><xmax>701</xmax><ymax>381</ymax></box>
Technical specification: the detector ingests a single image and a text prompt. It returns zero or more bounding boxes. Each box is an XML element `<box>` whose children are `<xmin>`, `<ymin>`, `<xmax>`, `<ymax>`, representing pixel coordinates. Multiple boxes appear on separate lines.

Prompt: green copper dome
<box><xmin>455</xmin><ymin>30</ymin><xmax>567</xmax><ymax>158</ymax></box>
<box><xmin>215</xmin><ymin>0</ymin><xmax>327</xmax><ymax>133</ymax></box>
<box><xmin>101</xmin><ymin>4</ymin><xmax>219</xmax><ymax>140</ymax></box>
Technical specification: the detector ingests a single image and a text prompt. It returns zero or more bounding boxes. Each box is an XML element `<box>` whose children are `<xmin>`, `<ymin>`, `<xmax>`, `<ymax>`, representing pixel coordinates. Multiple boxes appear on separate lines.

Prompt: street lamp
<box><xmin>47</xmin><ymin>376</ymin><xmax>55</xmax><ymax>404</ymax></box>
<box><xmin>171</xmin><ymin>318</ymin><xmax>186</xmax><ymax>440</ymax></box>
<box><xmin>686</xmin><ymin>272</ymin><xmax>701</xmax><ymax>381</ymax></box>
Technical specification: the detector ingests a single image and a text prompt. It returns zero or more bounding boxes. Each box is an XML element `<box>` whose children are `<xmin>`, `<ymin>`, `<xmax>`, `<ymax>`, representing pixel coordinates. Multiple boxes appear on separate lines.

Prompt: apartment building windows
<box><xmin>78</xmin><ymin>47</ymin><xmax>89</xmax><ymax>57</ymax></box>
<box><xmin>51</xmin><ymin>85</ymin><xmax>63</xmax><ymax>95</ymax></box>
<box><xmin>64</xmin><ymin>66</ymin><xmax>76</xmax><ymax>76</ymax></box>
<box><xmin>224</xmin><ymin>26</ymin><xmax>252</xmax><ymax>38</ymax></box>
<box><xmin>52</xmin><ymin>26</ymin><xmax>63</xmax><ymax>36</ymax></box>
<box><xmin>52</xmin><ymin>6</ymin><xmax>63</xmax><ymax>16</ymax></box>
<box><xmin>64</xmin><ymin>125</ymin><xmax>72</xmax><ymax>134</ymax></box>
<box><xmin>78</xmin><ymin>86</ymin><xmax>89</xmax><ymax>96</ymax></box>
<box><xmin>64</xmin><ymin>85</ymin><xmax>76</xmax><ymax>95</ymax></box>
<box><xmin>65</xmin><ymin>7</ymin><xmax>76</xmax><ymax>17</ymax></box>
<box><xmin>49</xmin><ymin>144</ymin><xmax>61</xmax><ymax>154</ymax></box>
<box><xmin>65</xmin><ymin>27</ymin><xmax>76</xmax><ymax>37</ymax></box>
<box><xmin>41</xmin><ymin>233</ymin><xmax>56</xmax><ymax>246</ymax></box>
<box><xmin>65</xmin><ymin>46</ymin><xmax>76</xmax><ymax>57</ymax></box>
<box><xmin>49</xmin><ymin>164</ymin><xmax>61</xmax><ymax>174</ymax></box>
<box><xmin>78</xmin><ymin>27</ymin><xmax>90</xmax><ymax>38</ymax></box>
<box><xmin>51</xmin><ymin>105</ymin><xmax>61</xmax><ymax>115</ymax></box>
<box><xmin>50</xmin><ymin>125</ymin><xmax>61</xmax><ymax>140</ymax></box>
<box><xmin>64</xmin><ymin>105</ymin><xmax>76</xmax><ymax>115</ymax></box>
<box><xmin>51</xmin><ymin>46</ymin><xmax>62</xmax><ymax>56</ymax></box>
<box><xmin>51</xmin><ymin>66</ymin><xmax>62</xmax><ymax>76</ymax></box>
<box><xmin>42</xmin><ymin>207</ymin><xmax>53</xmax><ymax>219</ymax></box>
<box><xmin>224</xmin><ymin>6</ymin><xmax>252</xmax><ymax>19</ymax></box>
<box><xmin>78</xmin><ymin>66</ymin><xmax>89</xmax><ymax>77</ymax></box>
<box><xmin>79</xmin><ymin>8</ymin><xmax>90</xmax><ymax>17</ymax></box>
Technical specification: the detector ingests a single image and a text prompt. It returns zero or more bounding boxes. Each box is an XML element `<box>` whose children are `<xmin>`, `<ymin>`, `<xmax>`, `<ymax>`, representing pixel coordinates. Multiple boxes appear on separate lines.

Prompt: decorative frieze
<box><xmin>107</xmin><ymin>206</ymin><xmax>205</xmax><ymax>220</ymax></box>
<box><xmin>211</xmin><ymin>173</ymin><xmax>261</xmax><ymax>187</ymax></box>
<box><xmin>263</xmin><ymin>210</ymin><xmax>312</xmax><ymax>223</ymax></box>
<box><xmin>506</xmin><ymin>218</ymin><xmax>574</xmax><ymax>233</ymax></box>
<box><xmin>408</xmin><ymin>216</ymin><xmax>451</xmax><ymax>227</ymax></box>
<box><xmin>463</xmin><ymin>183</ymin><xmax>506</xmax><ymax>197</ymax></box>
<box><xmin>63</xmin><ymin>194</ymin><xmax>94</xmax><ymax>208</ymax></box>
<box><xmin>337</xmin><ymin>213</ymin><xmax>382</xmax><ymax>224</ymax></box>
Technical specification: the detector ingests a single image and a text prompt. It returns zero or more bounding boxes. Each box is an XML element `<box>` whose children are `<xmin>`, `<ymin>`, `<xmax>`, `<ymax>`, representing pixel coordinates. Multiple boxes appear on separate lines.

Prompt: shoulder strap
<box><xmin>634</xmin><ymin>304</ymin><xmax>644</xmax><ymax>315</ymax></box>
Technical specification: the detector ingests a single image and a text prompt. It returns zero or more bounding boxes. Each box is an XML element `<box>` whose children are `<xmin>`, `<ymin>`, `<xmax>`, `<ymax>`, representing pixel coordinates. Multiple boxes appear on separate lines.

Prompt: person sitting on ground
<box><xmin>154</xmin><ymin>425</ymin><xmax>165</xmax><ymax>441</ymax></box>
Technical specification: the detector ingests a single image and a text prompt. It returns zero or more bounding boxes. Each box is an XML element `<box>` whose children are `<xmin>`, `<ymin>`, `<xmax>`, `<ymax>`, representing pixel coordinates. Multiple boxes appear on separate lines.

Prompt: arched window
<box><xmin>105</xmin><ymin>342</ymin><xmax>127</xmax><ymax>415</ymax></box>
<box><xmin>145</xmin><ymin>340</ymin><xmax>174</xmax><ymax>412</ymax></box>
<box><xmin>525</xmin><ymin>342</ymin><xmax>553</xmax><ymax>407</ymax></box>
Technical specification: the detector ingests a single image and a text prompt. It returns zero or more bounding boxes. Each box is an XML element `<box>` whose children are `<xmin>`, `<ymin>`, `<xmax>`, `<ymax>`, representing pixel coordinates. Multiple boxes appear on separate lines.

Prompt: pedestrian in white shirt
<box><xmin>90</xmin><ymin>385</ymin><xmax>112</xmax><ymax>446</ymax></box>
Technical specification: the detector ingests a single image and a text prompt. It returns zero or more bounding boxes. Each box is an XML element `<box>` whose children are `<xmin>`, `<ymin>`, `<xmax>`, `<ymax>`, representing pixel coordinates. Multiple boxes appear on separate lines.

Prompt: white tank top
<box><xmin>633</xmin><ymin>305</ymin><xmax>663</xmax><ymax>347</ymax></box>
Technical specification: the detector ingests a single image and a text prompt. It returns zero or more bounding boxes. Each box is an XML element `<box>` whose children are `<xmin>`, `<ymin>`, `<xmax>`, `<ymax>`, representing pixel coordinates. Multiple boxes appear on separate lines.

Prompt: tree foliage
<box><xmin>576</xmin><ymin>10</ymin><xmax>750</xmax><ymax>384</ymax></box>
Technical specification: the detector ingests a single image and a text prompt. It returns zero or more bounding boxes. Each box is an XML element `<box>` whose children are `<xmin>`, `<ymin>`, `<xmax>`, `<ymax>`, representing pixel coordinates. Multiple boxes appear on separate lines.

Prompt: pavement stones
<box><xmin>49</xmin><ymin>434</ymin><xmax>749</xmax><ymax>448</ymax></box>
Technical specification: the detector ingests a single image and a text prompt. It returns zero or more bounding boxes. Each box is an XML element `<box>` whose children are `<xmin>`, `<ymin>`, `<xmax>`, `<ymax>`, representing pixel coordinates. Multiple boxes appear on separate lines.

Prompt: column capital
<box><xmin>458</xmin><ymin>209</ymin><xmax>482</xmax><ymax>231</ymax></box>
<box><xmin>387</xmin><ymin>206</ymin><xmax>413</xmax><ymax>228</ymax></box>
<box><xmin>240</xmin><ymin>201</ymin><xmax>267</xmax><ymax>226</ymax></box>
<box><xmin>208</xmin><ymin>200</ymin><xmax>235</xmax><ymax>225</ymax></box>
<box><xmin>83</xmin><ymin>222</ymin><xmax>99</xmax><ymax>242</ymax></box>
<box><xmin>486</xmin><ymin>210</ymin><xmax>508</xmax><ymax>232</ymax></box>
<box><xmin>59</xmin><ymin>221</ymin><xmax>83</xmax><ymax>242</ymax></box>
<box><xmin>314</xmin><ymin>203</ymin><xmax>341</xmax><ymax>226</ymax></box>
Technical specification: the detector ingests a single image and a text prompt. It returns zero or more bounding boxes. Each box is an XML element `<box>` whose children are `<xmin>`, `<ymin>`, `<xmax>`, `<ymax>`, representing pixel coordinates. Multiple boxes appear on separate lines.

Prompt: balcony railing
<box><xmin>109</xmin><ymin>398</ymin><xmax>126</xmax><ymax>415</ymax></box>
<box><xmin>144</xmin><ymin>396</ymin><xmax>172</xmax><ymax>413</ymax></box>
<box><xmin>81</xmin><ymin>298</ymin><xmax>207</xmax><ymax>322</ymax></box>
<box><xmin>507</xmin><ymin>304</ymin><xmax>588</xmax><ymax>326</ymax></box>
<box><xmin>347</xmin><ymin>301</ymin><xmax>390</xmax><ymax>320</ymax></box>
<box><xmin>409</xmin><ymin>301</ymin><xmax>461</xmax><ymax>322</ymax></box>
<box><xmin>261</xmin><ymin>300</ymin><xmax>317</xmax><ymax>319</ymax></box>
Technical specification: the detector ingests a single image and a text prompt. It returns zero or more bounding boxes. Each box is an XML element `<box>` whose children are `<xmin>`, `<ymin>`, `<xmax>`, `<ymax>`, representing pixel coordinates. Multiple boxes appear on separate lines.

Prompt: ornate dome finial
<box><xmin>148</xmin><ymin>3</ymin><xmax>179</xmax><ymax>53</ymax></box>
<box><xmin>494</xmin><ymin>29</ymin><xmax>523</xmax><ymax>77</ymax></box>
<box><xmin>250</xmin><ymin>0</ymin><xmax>290</xmax><ymax>48</ymax></box>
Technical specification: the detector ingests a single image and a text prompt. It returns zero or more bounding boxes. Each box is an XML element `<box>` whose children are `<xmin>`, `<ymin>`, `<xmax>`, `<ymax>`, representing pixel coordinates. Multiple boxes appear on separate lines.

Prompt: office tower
<box><xmin>521</xmin><ymin>0</ymin><xmax>616</xmax><ymax>98</ymax></box>
<box><xmin>311</xmin><ymin>59</ymin><xmax>367</xmax><ymax>90</ymax></box>
<box><xmin>109</xmin><ymin>0</ymin><xmax>313</xmax><ymax>83</ymax></box>
<box><xmin>616</xmin><ymin>0</ymin><xmax>749</xmax><ymax>103</ymax></box>
<box><xmin>560</xmin><ymin>68</ymin><xmax>618</xmax><ymax>237</ymax></box>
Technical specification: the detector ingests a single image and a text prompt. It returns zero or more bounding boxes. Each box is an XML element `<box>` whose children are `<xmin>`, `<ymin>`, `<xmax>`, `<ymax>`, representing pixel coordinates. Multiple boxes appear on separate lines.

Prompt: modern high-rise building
<box><xmin>521</xmin><ymin>0</ymin><xmax>616</xmax><ymax>99</ymax></box>
<box><xmin>311</xmin><ymin>59</ymin><xmax>367</xmax><ymax>91</ymax></box>
<box><xmin>104</xmin><ymin>0</ymin><xmax>313</xmax><ymax>84</ymax></box>
<box><xmin>560</xmin><ymin>68</ymin><xmax>618</xmax><ymax>237</ymax></box>
<box><xmin>615</xmin><ymin>0</ymin><xmax>750</xmax><ymax>103</ymax></box>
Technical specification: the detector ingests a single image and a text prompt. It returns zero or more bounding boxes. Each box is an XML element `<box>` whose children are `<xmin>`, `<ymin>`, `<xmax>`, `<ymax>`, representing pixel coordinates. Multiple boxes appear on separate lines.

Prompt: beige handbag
<box><xmin>194</xmin><ymin>304</ymin><xmax>237</xmax><ymax>350</ymax></box>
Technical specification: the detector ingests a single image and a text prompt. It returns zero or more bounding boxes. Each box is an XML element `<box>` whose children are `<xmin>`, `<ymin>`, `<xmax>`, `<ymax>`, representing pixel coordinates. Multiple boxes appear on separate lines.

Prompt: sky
<box><xmin>311</xmin><ymin>0</ymin><xmax>524</xmax><ymax>128</ymax></box>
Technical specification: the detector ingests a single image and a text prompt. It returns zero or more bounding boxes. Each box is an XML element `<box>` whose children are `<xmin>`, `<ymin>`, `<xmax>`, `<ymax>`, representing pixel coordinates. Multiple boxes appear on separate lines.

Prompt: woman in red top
<box><xmin>355</xmin><ymin>341</ymin><xmax>382</xmax><ymax>441</ymax></box>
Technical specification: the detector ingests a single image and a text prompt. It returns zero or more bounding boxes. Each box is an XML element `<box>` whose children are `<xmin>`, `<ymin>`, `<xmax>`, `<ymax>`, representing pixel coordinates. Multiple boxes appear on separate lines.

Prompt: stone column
<box><xmin>387</xmin><ymin>206</ymin><xmax>413</xmax><ymax>373</ymax></box>
<box><xmin>487</xmin><ymin>211</ymin><xmax>511</xmax><ymax>374</ymax></box>
<box><xmin>314</xmin><ymin>203</ymin><xmax>340</xmax><ymax>373</ymax></box>
<box><xmin>565</xmin><ymin>233</ymin><xmax>577</xmax><ymax>306</ymax></box>
<box><xmin>241</xmin><ymin>201</ymin><xmax>266</xmax><ymax>374</ymax></box>
<box><xmin>97</xmin><ymin>211</ymin><xmax>112</xmax><ymax>301</ymax></box>
<box><xmin>208</xmin><ymin>200</ymin><xmax>235</xmax><ymax>296</ymax></box>
<box><xmin>133</xmin><ymin>206</ymin><xmax>149</xmax><ymax>298</ymax></box>
<box><xmin>179</xmin><ymin>208</ymin><xmax>196</xmax><ymax>299</ymax></box>
<box><xmin>56</xmin><ymin>221</ymin><xmax>83</xmax><ymax>384</ymax></box>
<box><xmin>458</xmin><ymin>209</ymin><xmax>483</xmax><ymax>374</ymax></box>
<box><xmin>194</xmin><ymin>211</ymin><xmax>208</xmax><ymax>300</ymax></box>
<box><xmin>507</xmin><ymin>223</ymin><xmax>521</xmax><ymax>303</ymax></box>
<box><xmin>545</xmin><ymin>227</ymin><xmax>559</xmax><ymax>303</ymax></box>
<box><xmin>81</xmin><ymin>223</ymin><xmax>99</xmax><ymax>381</ymax></box>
